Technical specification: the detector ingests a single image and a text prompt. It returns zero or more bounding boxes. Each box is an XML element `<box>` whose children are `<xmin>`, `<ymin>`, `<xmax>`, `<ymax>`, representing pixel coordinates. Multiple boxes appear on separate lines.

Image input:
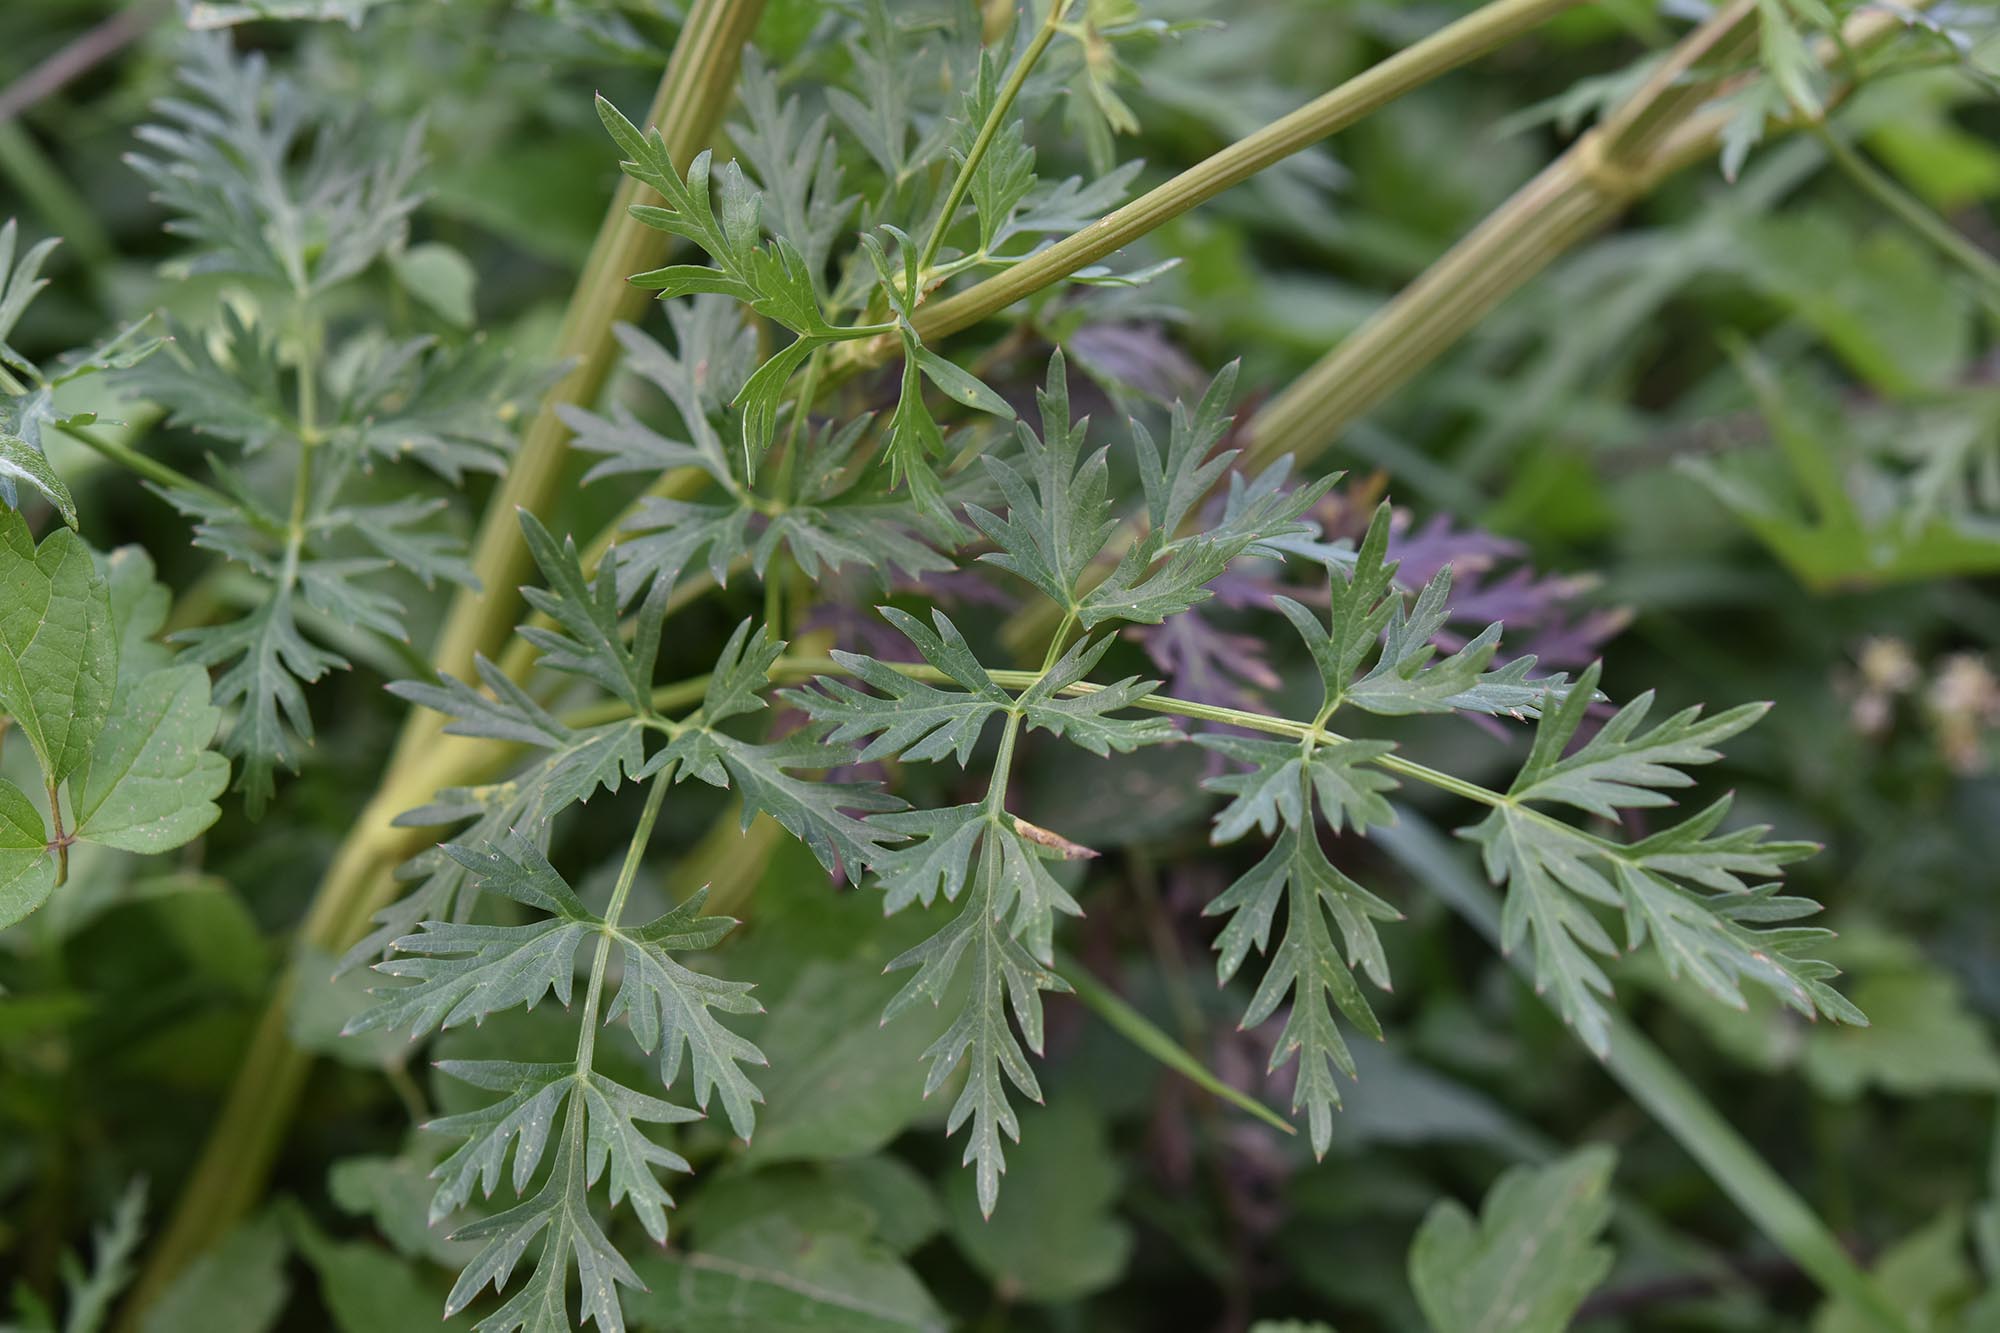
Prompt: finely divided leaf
<box><xmin>1507</xmin><ymin>662</ymin><xmax>1766</xmax><ymax>816</ymax></box>
<box><xmin>1073</xmin><ymin>375</ymin><xmax>1335</xmax><ymax>630</ymax></box>
<box><xmin>443</xmin><ymin>1109</ymin><xmax>641</xmax><ymax>1333</ymax></box>
<box><xmin>606</xmin><ymin>887</ymin><xmax>768</xmax><ymax>1141</ymax></box>
<box><xmin>516</xmin><ymin>514</ymin><xmax>666</xmax><ymax>714</ymax></box>
<box><xmin>352</xmin><ymin>912</ymin><xmax>597</xmax><ymax>1039</ymax></box>
<box><xmin>1465</xmin><ymin>683</ymin><xmax>1861</xmax><ymax>1058</ymax></box>
<box><xmin>1276</xmin><ymin>502</ymin><xmax>1569</xmax><ymax>720</ymax></box>
<box><xmin>791</xmin><ymin>615</ymin><xmax>1012</xmax><ymax>767</ymax></box>
<box><xmin>174</xmin><ymin>588</ymin><xmax>344</xmax><ymax>817</ymax></box>
<box><xmin>1464</xmin><ymin>808</ymin><xmax>1623</xmax><ymax>1056</ymax></box>
<box><xmin>129</xmin><ymin>36</ymin><xmax>421</xmax><ymax>296</ymax></box>
<box><xmin>1202</xmin><ymin>824</ymin><xmax>1400</xmax><ymax>1156</ymax></box>
<box><xmin>884</xmin><ymin>841</ymin><xmax>1068</xmax><ymax>1219</ymax></box>
<box><xmin>968</xmin><ymin>352</ymin><xmax>1114</xmax><ymax>609</ymax></box>
<box><xmin>683</xmin><ymin>730</ymin><xmax>906</xmax><ymax>878</ymax></box>
<box><xmin>1198</xmin><ymin>734</ymin><xmax>1398</xmax><ymax>844</ymax></box>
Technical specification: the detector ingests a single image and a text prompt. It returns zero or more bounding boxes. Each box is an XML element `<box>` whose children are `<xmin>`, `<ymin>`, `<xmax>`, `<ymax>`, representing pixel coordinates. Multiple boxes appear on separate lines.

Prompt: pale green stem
<box><xmin>574</xmin><ymin>766</ymin><xmax>673</xmax><ymax>1074</ymax></box>
<box><xmin>905</xmin><ymin>0</ymin><xmax>1586</xmax><ymax>346</ymax></box>
<box><xmin>1244</xmin><ymin>0</ymin><xmax>1930</xmax><ymax>470</ymax></box>
<box><xmin>1810</xmin><ymin>121</ymin><xmax>2000</xmax><ymax>312</ymax></box>
<box><xmin>1056</xmin><ymin>952</ymin><xmax>1295</xmax><ymax>1136</ymax></box>
<box><xmin>0</xmin><ymin>361</ymin><xmax>245</xmax><ymax>521</ymax></box>
<box><xmin>985</xmin><ymin>610</ymin><xmax>1078</xmax><ymax>814</ymax></box>
<box><xmin>58</xmin><ymin>421</ymin><xmax>246</xmax><ymax>519</ymax></box>
<box><xmin>912</xmin><ymin>0</ymin><xmax>1072</xmax><ymax>281</ymax></box>
<box><xmin>46</xmin><ymin>780</ymin><xmax>65</xmax><ymax>888</ymax></box>
<box><xmin>0</xmin><ymin>120</ymin><xmax>114</xmax><ymax>275</ymax></box>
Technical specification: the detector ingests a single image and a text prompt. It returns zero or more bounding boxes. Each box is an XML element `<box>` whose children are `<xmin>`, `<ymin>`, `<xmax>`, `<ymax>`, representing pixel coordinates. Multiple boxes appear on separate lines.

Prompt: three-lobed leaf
<box><xmin>71</xmin><ymin>664</ymin><xmax>229</xmax><ymax>852</ymax></box>
<box><xmin>1409</xmin><ymin>1146</ymin><xmax>1618</xmax><ymax>1333</ymax></box>
<box><xmin>0</xmin><ymin>780</ymin><xmax>54</xmax><ymax>931</ymax></box>
<box><xmin>0</xmin><ymin>509</ymin><xmax>117</xmax><ymax>786</ymax></box>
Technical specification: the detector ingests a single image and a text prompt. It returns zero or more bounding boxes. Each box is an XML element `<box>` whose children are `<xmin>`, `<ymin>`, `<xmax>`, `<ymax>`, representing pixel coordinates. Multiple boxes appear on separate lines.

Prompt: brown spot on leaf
<box><xmin>1010</xmin><ymin>815</ymin><xmax>1099</xmax><ymax>861</ymax></box>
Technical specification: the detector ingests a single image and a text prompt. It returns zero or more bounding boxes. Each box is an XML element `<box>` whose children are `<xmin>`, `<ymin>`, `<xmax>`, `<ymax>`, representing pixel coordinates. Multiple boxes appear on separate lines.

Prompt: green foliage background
<box><xmin>0</xmin><ymin>1</ymin><xmax>1997</xmax><ymax>1331</ymax></box>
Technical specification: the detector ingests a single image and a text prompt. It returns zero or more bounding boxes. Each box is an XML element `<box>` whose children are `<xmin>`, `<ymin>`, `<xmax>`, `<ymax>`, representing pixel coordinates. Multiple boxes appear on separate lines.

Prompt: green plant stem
<box><xmin>0</xmin><ymin>359</ymin><xmax>246</xmax><ymax>523</ymax></box>
<box><xmin>900</xmin><ymin>0</ymin><xmax>1585</xmax><ymax>347</ymax></box>
<box><xmin>0</xmin><ymin>120</ymin><xmax>114</xmax><ymax>277</ymax></box>
<box><xmin>624</xmin><ymin>652</ymin><xmax>1592</xmax><ymax>845</ymax></box>
<box><xmin>1373</xmin><ymin>811</ymin><xmax>1916</xmax><ymax>1333</ymax></box>
<box><xmin>127</xmin><ymin>5</ymin><xmax>764</xmax><ymax>1314</ymax></box>
<box><xmin>1810</xmin><ymin>122</ymin><xmax>2000</xmax><ymax>312</ymax></box>
<box><xmin>984</xmin><ymin>610</ymin><xmax>1077</xmax><ymax>817</ymax></box>
<box><xmin>575</xmin><ymin>766</ymin><xmax>673</xmax><ymax>1074</ymax></box>
<box><xmin>393</xmin><ymin>0</ymin><xmax>765</xmax><ymax>764</ymax></box>
<box><xmin>46</xmin><ymin>780</ymin><xmax>65</xmax><ymax>887</ymax></box>
<box><xmin>912</xmin><ymin>0</ymin><xmax>1071</xmax><ymax>281</ymax></box>
<box><xmin>1244</xmin><ymin>0</ymin><xmax>1928</xmax><ymax>468</ymax></box>
<box><xmin>1244</xmin><ymin>154</ymin><xmax>1628</xmax><ymax>467</ymax></box>
<box><xmin>53</xmin><ymin>419</ymin><xmax>239</xmax><ymax>515</ymax></box>
<box><xmin>1056</xmin><ymin>952</ymin><xmax>1295</xmax><ymax>1136</ymax></box>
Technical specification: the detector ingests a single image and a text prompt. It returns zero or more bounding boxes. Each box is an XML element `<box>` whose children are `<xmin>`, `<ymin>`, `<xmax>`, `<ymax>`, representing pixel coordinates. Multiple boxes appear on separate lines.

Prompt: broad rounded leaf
<box><xmin>0</xmin><ymin>508</ymin><xmax>117</xmax><ymax>785</ymax></box>
<box><xmin>0</xmin><ymin>778</ymin><xmax>54</xmax><ymax>930</ymax></box>
<box><xmin>73</xmin><ymin>664</ymin><xmax>229</xmax><ymax>852</ymax></box>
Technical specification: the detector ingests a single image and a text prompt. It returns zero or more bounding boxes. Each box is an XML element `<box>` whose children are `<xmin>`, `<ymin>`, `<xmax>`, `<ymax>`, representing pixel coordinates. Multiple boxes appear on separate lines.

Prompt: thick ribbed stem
<box><xmin>1243</xmin><ymin>0</ymin><xmax>1928</xmax><ymax>468</ymax></box>
<box><xmin>900</xmin><ymin>0</ymin><xmax>1588</xmax><ymax>348</ymax></box>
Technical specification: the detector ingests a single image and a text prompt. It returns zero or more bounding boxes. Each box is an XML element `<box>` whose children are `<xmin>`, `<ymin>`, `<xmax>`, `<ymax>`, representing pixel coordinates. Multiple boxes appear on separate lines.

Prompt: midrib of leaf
<box><xmin>443</xmin><ymin>755</ymin><xmax>676</xmax><ymax>1328</ymax></box>
<box><xmin>575</xmin><ymin>763</ymin><xmax>670</xmax><ymax>1057</ymax></box>
<box><xmin>923</xmin><ymin>610</ymin><xmax>1075</xmax><ymax>1215</ymax></box>
<box><xmin>598</xmin><ymin>654</ymin><xmax>1708</xmax><ymax>877</ymax></box>
<box><xmin>740</xmin><ymin>653</ymin><xmax>1605</xmax><ymax>842</ymax></box>
<box><xmin>910</xmin><ymin>0</ymin><xmax>1072</xmax><ymax>280</ymax></box>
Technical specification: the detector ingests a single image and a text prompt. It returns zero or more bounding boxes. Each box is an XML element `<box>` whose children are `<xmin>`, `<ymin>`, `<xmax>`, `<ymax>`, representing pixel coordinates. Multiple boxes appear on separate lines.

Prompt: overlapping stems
<box><xmin>121</xmin><ymin>0</ymin><xmax>1949</xmax><ymax>1318</ymax></box>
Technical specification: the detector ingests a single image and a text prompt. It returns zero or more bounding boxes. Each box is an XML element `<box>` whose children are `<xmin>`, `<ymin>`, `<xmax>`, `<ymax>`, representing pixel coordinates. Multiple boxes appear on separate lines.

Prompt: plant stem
<box><xmin>912</xmin><ymin>0</ymin><xmax>1071</xmax><ymax>281</ymax></box>
<box><xmin>1056</xmin><ymin>953</ymin><xmax>1295</xmax><ymax>1136</ymax></box>
<box><xmin>984</xmin><ymin>610</ymin><xmax>1077</xmax><ymax>817</ymax></box>
<box><xmin>0</xmin><ymin>359</ymin><xmax>248</xmax><ymax>523</ymax></box>
<box><xmin>52</xmin><ymin>420</ymin><xmax>242</xmax><ymax>517</ymax></box>
<box><xmin>901</xmin><ymin>0</ymin><xmax>1585</xmax><ymax>347</ymax></box>
<box><xmin>1243</xmin><ymin>0</ymin><xmax>1930</xmax><ymax>469</ymax></box>
<box><xmin>1373</xmin><ymin>810</ymin><xmax>1916</xmax><ymax>1333</ymax></box>
<box><xmin>127</xmin><ymin>5</ymin><xmax>764</xmax><ymax>1313</ymax></box>
<box><xmin>1809</xmin><ymin>122</ymin><xmax>2000</xmax><ymax>312</ymax></box>
<box><xmin>46</xmin><ymin>781</ymin><xmax>65</xmax><ymax>888</ymax></box>
<box><xmin>0</xmin><ymin>120</ymin><xmax>114</xmax><ymax>276</ymax></box>
<box><xmin>575</xmin><ymin>767</ymin><xmax>673</xmax><ymax>1073</ymax></box>
<box><xmin>395</xmin><ymin>0</ymin><xmax>765</xmax><ymax>755</ymax></box>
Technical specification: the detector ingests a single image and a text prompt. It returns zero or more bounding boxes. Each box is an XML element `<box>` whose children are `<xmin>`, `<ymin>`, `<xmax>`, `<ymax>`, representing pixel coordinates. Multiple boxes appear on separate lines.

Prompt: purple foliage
<box><xmin>1129</xmin><ymin>486</ymin><xmax>1625</xmax><ymax>715</ymax></box>
<box><xmin>1127</xmin><ymin>612</ymin><xmax>1281</xmax><ymax>711</ymax></box>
